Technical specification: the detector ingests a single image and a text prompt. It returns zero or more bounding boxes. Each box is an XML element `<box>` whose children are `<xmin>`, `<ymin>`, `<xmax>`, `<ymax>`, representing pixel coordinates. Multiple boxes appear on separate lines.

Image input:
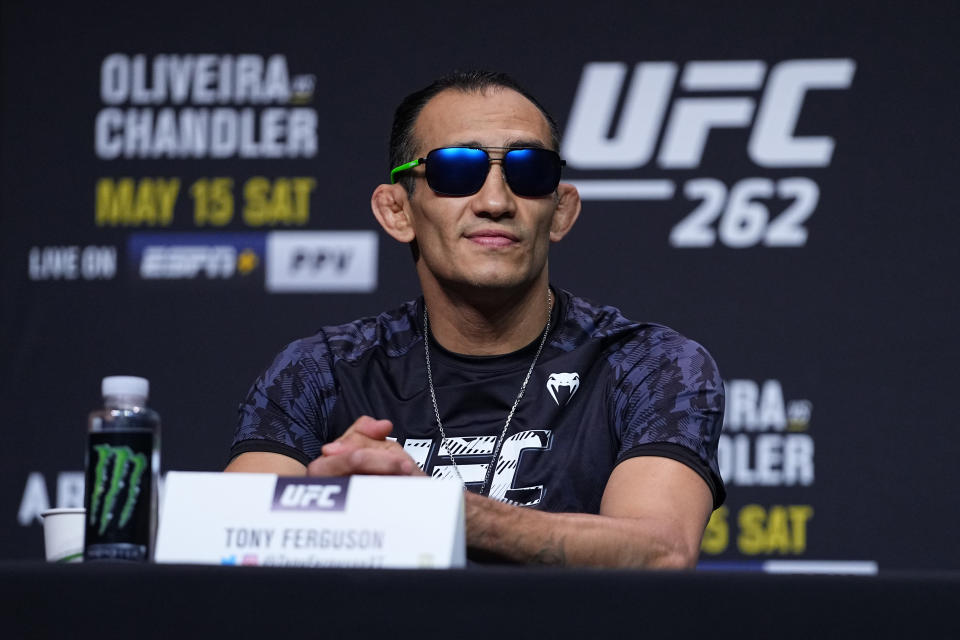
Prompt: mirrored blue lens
<box><xmin>503</xmin><ymin>148</ymin><xmax>562</xmax><ymax>197</ymax></box>
<box><xmin>424</xmin><ymin>147</ymin><xmax>563</xmax><ymax>197</ymax></box>
<box><xmin>425</xmin><ymin>148</ymin><xmax>489</xmax><ymax>196</ymax></box>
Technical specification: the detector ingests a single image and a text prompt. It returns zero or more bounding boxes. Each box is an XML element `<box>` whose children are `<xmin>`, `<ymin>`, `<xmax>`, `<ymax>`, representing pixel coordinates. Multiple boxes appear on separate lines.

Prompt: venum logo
<box><xmin>88</xmin><ymin>444</ymin><xmax>147</xmax><ymax>534</ymax></box>
<box><xmin>546</xmin><ymin>372</ymin><xmax>580</xmax><ymax>406</ymax></box>
<box><xmin>272</xmin><ymin>477</ymin><xmax>348</xmax><ymax>511</ymax></box>
<box><xmin>562</xmin><ymin>59</ymin><xmax>856</xmax><ymax>249</ymax></box>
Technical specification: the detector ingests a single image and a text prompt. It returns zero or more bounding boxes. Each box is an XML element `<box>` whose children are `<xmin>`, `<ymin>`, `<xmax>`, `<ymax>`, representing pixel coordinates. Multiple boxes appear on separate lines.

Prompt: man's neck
<box><xmin>421</xmin><ymin>278</ymin><xmax>554</xmax><ymax>356</ymax></box>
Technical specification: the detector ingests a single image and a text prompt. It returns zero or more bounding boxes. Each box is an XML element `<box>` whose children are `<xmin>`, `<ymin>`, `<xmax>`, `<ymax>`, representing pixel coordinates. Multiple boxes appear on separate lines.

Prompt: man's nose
<box><xmin>470</xmin><ymin>159</ymin><xmax>516</xmax><ymax>218</ymax></box>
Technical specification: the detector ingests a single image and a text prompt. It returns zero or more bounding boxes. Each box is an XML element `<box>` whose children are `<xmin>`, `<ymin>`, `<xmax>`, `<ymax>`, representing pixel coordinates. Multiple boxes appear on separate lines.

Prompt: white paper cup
<box><xmin>40</xmin><ymin>508</ymin><xmax>85</xmax><ymax>563</ymax></box>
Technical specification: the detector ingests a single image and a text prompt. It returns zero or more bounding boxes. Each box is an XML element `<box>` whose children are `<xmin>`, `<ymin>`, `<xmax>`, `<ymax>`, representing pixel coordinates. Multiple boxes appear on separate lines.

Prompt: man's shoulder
<box><xmin>280</xmin><ymin>299</ymin><xmax>423</xmax><ymax>367</ymax></box>
<box><xmin>557</xmin><ymin>289</ymin><xmax>679</xmax><ymax>348</ymax></box>
<box><xmin>557</xmin><ymin>289</ymin><xmax>717</xmax><ymax>374</ymax></box>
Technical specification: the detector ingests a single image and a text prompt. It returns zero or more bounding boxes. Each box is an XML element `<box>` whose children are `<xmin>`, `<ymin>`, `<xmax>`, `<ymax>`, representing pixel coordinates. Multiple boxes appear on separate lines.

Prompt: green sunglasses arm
<box><xmin>389</xmin><ymin>159</ymin><xmax>423</xmax><ymax>184</ymax></box>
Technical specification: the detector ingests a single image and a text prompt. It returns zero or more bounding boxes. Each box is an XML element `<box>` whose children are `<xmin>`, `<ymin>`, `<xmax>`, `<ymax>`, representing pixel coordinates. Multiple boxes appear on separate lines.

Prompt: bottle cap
<box><xmin>102</xmin><ymin>376</ymin><xmax>149</xmax><ymax>400</ymax></box>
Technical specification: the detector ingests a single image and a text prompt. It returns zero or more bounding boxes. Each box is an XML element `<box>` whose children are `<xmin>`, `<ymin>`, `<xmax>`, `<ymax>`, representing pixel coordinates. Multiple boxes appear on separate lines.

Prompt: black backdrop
<box><xmin>2</xmin><ymin>1</ymin><xmax>958</xmax><ymax>570</ymax></box>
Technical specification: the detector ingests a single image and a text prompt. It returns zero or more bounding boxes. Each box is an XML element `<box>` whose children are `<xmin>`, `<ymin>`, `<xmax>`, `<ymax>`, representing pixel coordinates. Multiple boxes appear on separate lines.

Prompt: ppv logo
<box><xmin>265</xmin><ymin>231</ymin><xmax>377</xmax><ymax>293</ymax></box>
<box><xmin>563</xmin><ymin>59</ymin><xmax>856</xmax><ymax>248</ymax></box>
<box><xmin>272</xmin><ymin>477</ymin><xmax>348</xmax><ymax>511</ymax></box>
<box><xmin>88</xmin><ymin>444</ymin><xmax>146</xmax><ymax>534</ymax></box>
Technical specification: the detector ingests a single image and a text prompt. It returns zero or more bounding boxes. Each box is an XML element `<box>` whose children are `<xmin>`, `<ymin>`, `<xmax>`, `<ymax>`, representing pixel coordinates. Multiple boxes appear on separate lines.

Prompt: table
<box><xmin>3</xmin><ymin>563</ymin><xmax>958</xmax><ymax>638</ymax></box>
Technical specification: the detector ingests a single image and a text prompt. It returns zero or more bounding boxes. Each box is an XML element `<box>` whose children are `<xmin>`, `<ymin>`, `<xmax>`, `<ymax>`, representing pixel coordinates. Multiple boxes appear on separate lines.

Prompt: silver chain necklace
<box><xmin>423</xmin><ymin>289</ymin><xmax>553</xmax><ymax>497</ymax></box>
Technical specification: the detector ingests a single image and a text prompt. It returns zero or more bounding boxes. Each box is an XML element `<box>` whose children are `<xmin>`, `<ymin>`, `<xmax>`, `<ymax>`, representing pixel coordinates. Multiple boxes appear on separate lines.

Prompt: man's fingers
<box><xmin>321</xmin><ymin>416</ymin><xmax>394</xmax><ymax>456</ymax></box>
<box><xmin>307</xmin><ymin>448</ymin><xmax>423</xmax><ymax>477</ymax></box>
<box><xmin>306</xmin><ymin>453</ymin><xmax>350</xmax><ymax>477</ymax></box>
<box><xmin>313</xmin><ymin>415</ymin><xmax>420</xmax><ymax>477</ymax></box>
<box><xmin>322</xmin><ymin>429</ymin><xmax>397</xmax><ymax>456</ymax></box>
<box><xmin>351</xmin><ymin>416</ymin><xmax>394</xmax><ymax>439</ymax></box>
<box><xmin>347</xmin><ymin>449</ymin><xmax>418</xmax><ymax>475</ymax></box>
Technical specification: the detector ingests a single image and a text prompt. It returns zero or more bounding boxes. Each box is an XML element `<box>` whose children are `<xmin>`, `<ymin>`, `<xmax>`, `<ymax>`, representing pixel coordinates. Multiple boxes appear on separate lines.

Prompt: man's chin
<box><xmin>421</xmin><ymin>257</ymin><xmax>545</xmax><ymax>295</ymax></box>
<box><xmin>453</xmin><ymin>263</ymin><xmax>521</xmax><ymax>286</ymax></box>
<box><xmin>458</xmin><ymin>271</ymin><xmax>541</xmax><ymax>293</ymax></box>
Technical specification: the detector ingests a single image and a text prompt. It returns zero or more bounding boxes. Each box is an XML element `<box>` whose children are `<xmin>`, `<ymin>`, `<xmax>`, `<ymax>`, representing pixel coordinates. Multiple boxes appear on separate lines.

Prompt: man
<box><xmin>226</xmin><ymin>71</ymin><xmax>724</xmax><ymax>568</ymax></box>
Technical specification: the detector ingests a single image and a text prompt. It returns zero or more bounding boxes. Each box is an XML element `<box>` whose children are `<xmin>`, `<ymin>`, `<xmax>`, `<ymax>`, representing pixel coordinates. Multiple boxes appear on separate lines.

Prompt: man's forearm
<box><xmin>465</xmin><ymin>492</ymin><xmax>700</xmax><ymax>568</ymax></box>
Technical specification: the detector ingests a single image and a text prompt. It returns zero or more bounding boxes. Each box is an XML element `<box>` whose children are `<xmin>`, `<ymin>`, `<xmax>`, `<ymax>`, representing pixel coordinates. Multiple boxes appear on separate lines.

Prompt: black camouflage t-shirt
<box><xmin>232</xmin><ymin>288</ymin><xmax>725</xmax><ymax>511</ymax></box>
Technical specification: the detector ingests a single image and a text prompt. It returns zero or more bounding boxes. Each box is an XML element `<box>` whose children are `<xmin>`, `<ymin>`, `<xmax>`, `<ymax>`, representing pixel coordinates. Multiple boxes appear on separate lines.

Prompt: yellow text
<box><xmin>243</xmin><ymin>177</ymin><xmax>315</xmax><ymax>226</ymax></box>
<box><xmin>191</xmin><ymin>177</ymin><xmax>234</xmax><ymax>226</ymax></box>
<box><xmin>700</xmin><ymin>504</ymin><xmax>814</xmax><ymax>556</ymax></box>
<box><xmin>95</xmin><ymin>177</ymin><xmax>179</xmax><ymax>226</ymax></box>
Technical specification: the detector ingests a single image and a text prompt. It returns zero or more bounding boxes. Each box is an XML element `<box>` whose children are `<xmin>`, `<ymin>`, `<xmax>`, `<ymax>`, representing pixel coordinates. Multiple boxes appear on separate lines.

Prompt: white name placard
<box><xmin>155</xmin><ymin>472</ymin><xmax>465</xmax><ymax>568</ymax></box>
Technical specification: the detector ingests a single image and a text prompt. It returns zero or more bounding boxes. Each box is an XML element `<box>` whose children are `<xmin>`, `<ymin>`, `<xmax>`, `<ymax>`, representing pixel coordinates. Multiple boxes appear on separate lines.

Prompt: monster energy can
<box><xmin>84</xmin><ymin>376</ymin><xmax>160</xmax><ymax>562</ymax></box>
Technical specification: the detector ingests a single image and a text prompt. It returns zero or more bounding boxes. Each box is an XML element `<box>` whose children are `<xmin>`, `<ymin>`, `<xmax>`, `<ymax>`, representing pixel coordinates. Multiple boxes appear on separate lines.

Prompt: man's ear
<box><xmin>550</xmin><ymin>182</ymin><xmax>582</xmax><ymax>242</ymax></box>
<box><xmin>371</xmin><ymin>183</ymin><xmax>416</xmax><ymax>243</ymax></box>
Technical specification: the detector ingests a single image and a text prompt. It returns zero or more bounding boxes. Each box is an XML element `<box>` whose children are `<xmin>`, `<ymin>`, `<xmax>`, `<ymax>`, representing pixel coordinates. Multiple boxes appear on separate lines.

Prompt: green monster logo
<box><xmin>88</xmin><ymin>444</ymin><xmax>147</xmax><ymax>534</ymax></box>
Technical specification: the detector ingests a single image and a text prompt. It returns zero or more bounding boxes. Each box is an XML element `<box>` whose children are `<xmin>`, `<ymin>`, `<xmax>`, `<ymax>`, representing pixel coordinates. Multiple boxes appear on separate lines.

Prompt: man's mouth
<box><xmin>464</xmin><ymin>230</ymin><xmax>520</xmax><ymax>247</ymax></box>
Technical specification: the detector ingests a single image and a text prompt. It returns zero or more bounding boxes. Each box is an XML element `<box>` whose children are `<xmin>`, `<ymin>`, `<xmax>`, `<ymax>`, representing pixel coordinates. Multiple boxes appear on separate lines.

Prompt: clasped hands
<box><xmin>306</xmin><ymin>415</ymin><xmax>425</xmax><ymax>478</ymax></box>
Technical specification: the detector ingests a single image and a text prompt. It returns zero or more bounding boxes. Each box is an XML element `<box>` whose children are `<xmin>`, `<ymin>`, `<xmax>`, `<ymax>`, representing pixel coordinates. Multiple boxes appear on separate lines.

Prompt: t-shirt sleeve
<box><xmin>229</xmin><ymin>334</ymin><xmax>336</xmax><ymax>466</ymax></box>
<box><xmin>610</xmin><ymin>331</ymin><xmax>726</xmax><ymax>508</ymax></box>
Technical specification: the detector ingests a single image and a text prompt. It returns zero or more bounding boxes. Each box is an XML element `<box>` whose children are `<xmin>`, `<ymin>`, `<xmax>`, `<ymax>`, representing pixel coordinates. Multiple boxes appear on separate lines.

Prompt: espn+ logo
<box><xmin>563</xmin><ymin>59</ymin><xmax>856</xmax><ymax>248</ymax></box>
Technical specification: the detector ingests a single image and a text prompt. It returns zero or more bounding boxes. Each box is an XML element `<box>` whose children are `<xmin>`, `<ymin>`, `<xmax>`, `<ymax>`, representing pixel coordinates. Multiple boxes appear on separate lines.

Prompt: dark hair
<box><xmin>388</xmin><ymin>70</ymin><xmax>561</xmax><ymax>194</ymax></box>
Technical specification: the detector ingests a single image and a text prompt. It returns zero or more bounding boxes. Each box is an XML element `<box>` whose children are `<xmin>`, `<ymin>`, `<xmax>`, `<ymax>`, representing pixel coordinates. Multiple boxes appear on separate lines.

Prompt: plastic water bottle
<box><xmin>84</xmin><ymin>376</ymin><xmax>161</xmax><ymax>562</ymax></box>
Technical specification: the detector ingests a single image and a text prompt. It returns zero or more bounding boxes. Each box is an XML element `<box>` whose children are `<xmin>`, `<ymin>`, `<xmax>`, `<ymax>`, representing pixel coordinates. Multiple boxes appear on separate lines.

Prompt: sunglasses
<box><xmin>390</xmin><ymin>146</ymin><xmax>565</xmax><ymax>197</ymax></box>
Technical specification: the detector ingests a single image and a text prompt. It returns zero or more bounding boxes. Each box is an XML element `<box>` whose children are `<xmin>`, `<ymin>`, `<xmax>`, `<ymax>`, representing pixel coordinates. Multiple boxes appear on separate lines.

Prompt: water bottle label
<box><xmin>84</xmin><ymin>432</ymin><xmax>153</xmax><ymax>561</ymax></box>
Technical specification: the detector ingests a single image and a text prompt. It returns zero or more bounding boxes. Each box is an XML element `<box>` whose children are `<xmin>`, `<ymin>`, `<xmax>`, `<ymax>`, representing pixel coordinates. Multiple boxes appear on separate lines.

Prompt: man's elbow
<box><xmin>644</xmin><ymin>538</ymin><xmax>700</xmax><ymax>569</ymax></box>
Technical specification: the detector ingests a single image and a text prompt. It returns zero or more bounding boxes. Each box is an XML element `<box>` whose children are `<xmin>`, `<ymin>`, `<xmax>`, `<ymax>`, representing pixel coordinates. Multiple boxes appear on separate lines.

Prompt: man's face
<box><xmin>405</xmin><ymin>88</ymin><xmax>563</xmax><ymax>292</ymax></box>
